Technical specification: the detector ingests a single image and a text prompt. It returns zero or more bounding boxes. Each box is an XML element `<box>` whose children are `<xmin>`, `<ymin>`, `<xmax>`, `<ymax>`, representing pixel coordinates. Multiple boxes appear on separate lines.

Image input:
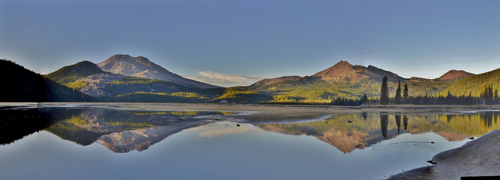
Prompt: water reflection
<box><xmin>381</xmin><ymin>114</ymin><xmax>388</xmax><ymax>138</ymax></box>
<box><xmin>257</xmin><ymin>112</ymin><xmax>500</xmax><ymax>154</ymax></box>
<box><xmin>0</xmin><ymin>107</ymin><xmax>233</xmax><ymax>153</ymax></box>
<box><xmin>2</xmin><ymin>107</ymin><xmax>500</xmax><ymax>155</ymax></box>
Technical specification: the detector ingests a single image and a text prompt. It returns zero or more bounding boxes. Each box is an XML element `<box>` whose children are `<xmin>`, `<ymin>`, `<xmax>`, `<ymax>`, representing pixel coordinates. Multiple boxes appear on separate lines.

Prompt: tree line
<box><xmin>379</xmin><ymin>76</ymin><xmax>499</xmax><ymax>105</ymax></box>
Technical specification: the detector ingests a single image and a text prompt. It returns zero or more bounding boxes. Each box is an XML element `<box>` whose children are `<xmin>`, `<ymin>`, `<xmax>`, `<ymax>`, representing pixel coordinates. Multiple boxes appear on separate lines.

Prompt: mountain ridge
<box><xmin>255</xmin><ymin>60</ymin><xmax>473</xmax><ymax>86</ymax></box>
<box><xmin>97</xmin><ymin>54</ymin><xmax>219</xmax><ymax>89</ymax></box>
<box><xmin>438</xmin><ymin>70</ymin><xmax>474</xmax><ymax>81</ymax></box>
<box><xmin>440</xmin><ymin>67</ymin><xmax>500</xmax><ymax>97</ymax></box>
<box><xmin>11</xmin><ymin>56</ymin><xmax>498</xmax><ymax>103</ymax></box>
<box><xmin>249</xmin><ymin>60</ymin><xmax>476</xmax><ymax>101</ymax></box>
<box><xmin>46</xmin><ymin>60</ymin><xmax>105</xmax><ymax>85</ymax></box>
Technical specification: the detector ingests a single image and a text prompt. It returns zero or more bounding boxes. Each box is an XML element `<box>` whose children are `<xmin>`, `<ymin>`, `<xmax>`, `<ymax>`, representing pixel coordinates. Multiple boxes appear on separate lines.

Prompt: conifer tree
<box><xmin>495</xmin><ymin>89</ymin><xmax>499</xmax><ymax>104</ymax></box>
<box><xmin>380</xmin><ymin>76</ymin><xmax>389</xmax><ymax>105</ymax></box>
<box><xmin>403</xmin><ymin>84</ymin><xmax>409</xmax><ymax>102</ymax></box>
<box><xmin>362</xmin><ymin>94</ymin><xmax>368</xmax><ymax>104</ymax></box>
<box><xmin>395</xmin><ymin>80</ymin><xmax>402</xmax><ymax>104</ymax></box>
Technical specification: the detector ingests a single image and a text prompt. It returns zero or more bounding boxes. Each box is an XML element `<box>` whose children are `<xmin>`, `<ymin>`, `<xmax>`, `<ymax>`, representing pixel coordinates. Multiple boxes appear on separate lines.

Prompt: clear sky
<box><xmin>1</xmin><ymin>0</ymin><xmax>500</xmax><ymax>87</ymax></box>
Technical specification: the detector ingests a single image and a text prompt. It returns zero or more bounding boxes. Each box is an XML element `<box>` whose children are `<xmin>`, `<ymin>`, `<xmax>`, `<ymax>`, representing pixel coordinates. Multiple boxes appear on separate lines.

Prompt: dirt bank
<box><xmin>389</xmin><ymin>130</ymin><xmax>500</xmax><ymax>180</ymax></box>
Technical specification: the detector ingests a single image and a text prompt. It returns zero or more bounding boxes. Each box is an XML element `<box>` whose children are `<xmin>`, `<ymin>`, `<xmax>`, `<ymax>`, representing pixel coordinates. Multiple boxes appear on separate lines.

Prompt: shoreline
<box><xmin>388</xmin><ymin>130</ymin><xmax>500</xmax><ymax>180</ymax></box>
<box><xmin>2</xmin><ymin>102</ymin><xmax>500</xmax><ymax>113</ymax></box>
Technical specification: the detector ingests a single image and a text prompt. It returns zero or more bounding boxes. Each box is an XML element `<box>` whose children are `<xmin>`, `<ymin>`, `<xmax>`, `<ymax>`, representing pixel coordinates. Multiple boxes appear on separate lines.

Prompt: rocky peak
<box><xmin>438</xmin><ymin>70</ymin><xmax>473</xmax><ymax>81</ymax></box>
<box><xmin>313</xmin><ymin>60</ymin><xmax>356</xmax><ymax>77</ymax></box>
<box><xmin>97</xmin><ymin>54</ymin><xmax>219</xmax><ymax>89</ymax></box>
<box><xmin>311</xmin><ymin>60</ymin><xmax>372</xmax><ymax>83</ymax></box>
<box><xmin>100</xmin><ymin>54</ymin><xmax>152</xmax><ymax>68</ymax></box>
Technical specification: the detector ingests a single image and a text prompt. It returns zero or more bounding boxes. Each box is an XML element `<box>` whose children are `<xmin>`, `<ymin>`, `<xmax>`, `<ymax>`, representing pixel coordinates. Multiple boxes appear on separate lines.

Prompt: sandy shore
<box><xmin>388</xmin><ymin>130</ymin><xmax>500</xmax><ymax>180</ymax></box>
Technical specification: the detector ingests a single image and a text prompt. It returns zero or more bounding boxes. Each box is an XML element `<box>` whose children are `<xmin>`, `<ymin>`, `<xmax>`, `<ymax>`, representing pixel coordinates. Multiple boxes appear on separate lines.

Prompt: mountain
<box><xmin>248</xmin><ymin>60</ymin><xmax>475</xmax><ymax>103</ymax></box>
<box><xmin>249</xmin><ymin>60</ymin><xmax>412</xmax><ymax>102</ymax></box>
<box><xmin>45</xmin><ymin>59</ymin><xmax>223</xmax><ymax>101</ymax></box>
<box><xmin>1</xmin><ymin>59</ymin><xmax>92</xmax><ymax>102</ymax></box>
<box><xmin>97</xmin><ymin>54</ymin><xmax>219</xmax><ymax>89</ymax></box>
<box><xmin>29</xmin><ymin>55</ymin><xmax>492</xmax><ymax>103</ymax></box>
<box><xmin>46</xmin><ymin>61</ymin><xmax>105</xmax><ymax>85</ymax></box>
<box><xmin>256</xmin><ymin>113</ymin><xmax>478</xmax><ymax>153</ymax></box>
<box><xmin>437</xmin><ymin>70</ymin><xmax>474</xmax><ymax>81</ymax></box>
<box><xmin>256</xmin><ymin>60</ymin><xmax>406</xmax><ymax>86</ymax></box>
<box><xmin>312</xmin><ymin>60</ymin><xmax>406</xmax><ymax>83</ymax></box>
<box><xmin>440</xmin><ymin>68</ymin><xmax>500</xmax><ymax>97</ymax></box>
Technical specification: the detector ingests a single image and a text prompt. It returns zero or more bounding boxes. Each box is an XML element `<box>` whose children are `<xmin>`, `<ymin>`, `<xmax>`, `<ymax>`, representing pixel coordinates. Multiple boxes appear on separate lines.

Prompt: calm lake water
<box><xmin>1</xmin><ymin>105</ymin><xmax>499</xmax><ymax>180</ymax></box>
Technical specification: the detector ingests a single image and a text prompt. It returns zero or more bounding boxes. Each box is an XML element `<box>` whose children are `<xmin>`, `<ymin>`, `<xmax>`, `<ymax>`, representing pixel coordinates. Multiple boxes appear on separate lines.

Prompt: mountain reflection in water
<box><xmin>257</xmin><ymin>112</ymin><xmax>500</xmax><ymax>153</ymax></box>
<box><xmin>1</xmin><ymin>107</ymin><xmax>500</xmax><ymax>154</ymax></box>
<box><xmin>0</xmin><ymin>107</ymin><xmax>232</xmax><ymax>152</ymax></box>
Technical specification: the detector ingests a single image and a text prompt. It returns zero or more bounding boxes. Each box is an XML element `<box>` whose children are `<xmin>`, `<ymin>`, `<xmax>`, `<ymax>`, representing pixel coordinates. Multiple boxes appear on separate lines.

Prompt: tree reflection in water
<box><xmin>2</xmin><ymin>107</ymin><xmax>500</xmax><ymax>154</ymax></box>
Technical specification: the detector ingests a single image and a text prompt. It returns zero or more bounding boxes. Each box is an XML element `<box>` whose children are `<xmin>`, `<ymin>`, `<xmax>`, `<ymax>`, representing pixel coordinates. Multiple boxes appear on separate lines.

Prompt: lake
<box><xmin>1</xmin><ymin>104</ymin><xmax>499</xmax><ymax>180</ymax></box>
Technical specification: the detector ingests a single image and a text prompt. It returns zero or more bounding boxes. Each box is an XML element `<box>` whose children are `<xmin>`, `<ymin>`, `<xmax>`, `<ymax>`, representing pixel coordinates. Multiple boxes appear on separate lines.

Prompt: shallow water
<box><xmin>1</xmin><ymin>106</ymin><xmax>499</xmax><ymax>180</ymax></box>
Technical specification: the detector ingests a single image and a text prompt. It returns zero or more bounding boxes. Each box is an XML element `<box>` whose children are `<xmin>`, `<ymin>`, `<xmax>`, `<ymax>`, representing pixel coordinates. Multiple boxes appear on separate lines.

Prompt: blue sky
<box><xmin>1</xmin><ymin>0</ymin><xmax>500</xmax><ymax>86</ymax></box>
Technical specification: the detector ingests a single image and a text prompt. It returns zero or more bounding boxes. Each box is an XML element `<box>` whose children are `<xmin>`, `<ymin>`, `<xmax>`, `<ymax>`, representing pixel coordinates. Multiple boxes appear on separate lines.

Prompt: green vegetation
<box><xmin>362</xmin><ymin>94</ymin><xmax>368</xmax><ymax>104</ymax></box>
<box><xmin>257</xmin><ymin>113</ymin><xmax>485</xmax><ymax>153</ymax></box>
<box><xmin>45</xmin><ymin>61</ymin><xmax>104</xmax><ymax>85</ymax></box>
<box><xmin>437</xmin><ymin>113</ymin><xmax>500</xmax><ymax>137</ymax></box>
<box><xmin>394</xmin><ymin>81</ymin><xmax>401</xmax><ymax>104</ymax></box>
<box><xmin>107</xmin><ymin>77</ymin><xmax>161</xmax><ymax>85</ymax></box>
<box><xmin>407</xmin><ymin>79</ymin><xmax>456</xmax><ymax>96</ymax></box>
<box><xmin>212</xmin><ymin>87</ymin><xmax>271</xmax><ymax>103</ymax></box>
<box><xmin>107</xmin><ymin>121</ymin><xmax>154</xmax><ymax>130</ymax></box>
<box><xmin>114</xmin><ymin>92</ymin><xmax>211</xmax><ymax>102</ymax></box>
<box><xmin>67</xmin><ymin>116</ymin><xmax>88</xmax><ymax>126</ymax></box>
<box><xmin>171</xmin><ymin>92</ymin><xmax>208</xmax><ymax>99</ymax></box>
<box><xmin>117</xmin><ymin>92</ymin><xmax>169</xmax><ymax>97</ymax></box>
<box><xmin>440</xmin><ymin>68</ymin><xmax>500</xmax><ymax>97</ymax></box>
<box><xmin>380</xmin><ymin>76</ymin><xmax>389</xmax><ymax>105</ymax></box>
<box><xmin>45</xmin><ymin>120</ymin><xmax>105</xmax><ymax>146</ymax></box>
<box><xmin>216</xmin><ymin>87</ymin><xmax>258</xmax><ymax>99</ymax></box>
<box><xmin>100</xmin><ymin>76</ymin><xmax>223</xmax><ymax>101</ymax></box>
<box><xmin>247</xmin><ymin>71</ymin><xmax>474</xmax><ymax>105</ymax></box>
<box><xmin>67</xmin><ymin>80</ymin><xmax>89</xmax><ymax>90</ymax></box>
<box><xmin>403</xmin><ymin>84</ymin><xmax>409</xmax><ymax>100</ymax></box>
<box><xmin>250</xmin><ymin>78</ymin><xmax>382</xmax><ymax>104</ymax></box>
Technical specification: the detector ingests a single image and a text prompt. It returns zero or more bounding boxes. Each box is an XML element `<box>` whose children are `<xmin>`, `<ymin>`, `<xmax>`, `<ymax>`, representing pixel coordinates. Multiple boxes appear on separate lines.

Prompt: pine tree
<box><xmin>487</xmin><ymin>85</ymin><xmax>494</xmax><ymax>105</ymax></box>
<box><xmin>362</xmin><ymin>94</ymin><xmax>368</xmax><ymax>104</ymax></box>
<box><xmin>395</xmin><ymin>80</ymin><xmax>402</xmax><ymax>104</ymax></box>
<box><xmin>495</xmin><ymin>89</ymin><xmax>499</xmax><ymax>104</ymax></box>
<box><xmin>380</xmin><ymin>76</ymin><xmax>389</xmax><ymax>105</ymax></box>
<box><xmin>403</xmin><ymin>84</ymin><xmax>408</xmax><ymax>103</ymax></box>
<box><xmin>480</xmin><ymin>83</ymin><xmax>488</xmax><ymax>104</ymax></box>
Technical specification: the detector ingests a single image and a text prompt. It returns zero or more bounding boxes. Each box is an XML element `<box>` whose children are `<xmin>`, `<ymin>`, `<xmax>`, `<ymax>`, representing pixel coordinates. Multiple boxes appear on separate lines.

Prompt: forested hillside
<box><xmin>440</xmin><ymin>68</ymin><xmax>500</xmax><ymax>97</ymax></box>
<box><xmin>0</xmin><ymin>59</ymin><xmax>92</xmax><ymax>102</ymax></box>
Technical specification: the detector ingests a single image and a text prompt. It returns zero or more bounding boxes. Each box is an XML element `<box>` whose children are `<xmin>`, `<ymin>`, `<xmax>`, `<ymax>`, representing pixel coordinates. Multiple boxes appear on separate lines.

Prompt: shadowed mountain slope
<box><xmin>1</xmin><ymin>59</ymin><xmax>91</xmax><ymax>102</ymax></box>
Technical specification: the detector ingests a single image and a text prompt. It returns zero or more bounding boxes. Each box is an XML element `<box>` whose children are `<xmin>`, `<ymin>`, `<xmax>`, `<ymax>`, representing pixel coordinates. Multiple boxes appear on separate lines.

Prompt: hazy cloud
<box><xmin>186</xmin><ymin>71</ymin><xmax>263</xmax><ymax>87</ymax></box>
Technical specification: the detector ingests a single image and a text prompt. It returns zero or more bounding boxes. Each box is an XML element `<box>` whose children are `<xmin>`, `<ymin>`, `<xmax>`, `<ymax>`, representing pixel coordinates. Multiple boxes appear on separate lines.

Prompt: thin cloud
<box><xmin>186</xmin><ymin>71</ymin><xmax>263</xmax><ymax>87</ymax></box>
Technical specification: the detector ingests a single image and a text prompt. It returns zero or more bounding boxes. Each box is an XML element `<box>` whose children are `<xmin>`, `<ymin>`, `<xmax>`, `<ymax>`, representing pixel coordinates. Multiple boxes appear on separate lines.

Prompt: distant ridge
<box><xmin>98</xmin><ymin>54</ymin><xmax>219</xmax><ymax>89</ymax></box>
<box><xmin>256</xmin><ymin>60</ymin><xmax>407</xmax><ymax>85</ymax></box>
<box><xmin>440</xmin><ymin>68</ymin><xmax>500</xmax><ymax>97</ymax></box>
<box><xmin>249</xmin><ymin>60</ymin><xmax>478</xmax><ymax>100</ymax></box>
<box><xmin>311</xmin><ymin>60</ymin><xmax>407</xmax><ymax>83</ymax></box>
<box><xmin>437</xmin><ymin>70</ymin><xmax>474</xmax><ymax>81</ymax></box>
